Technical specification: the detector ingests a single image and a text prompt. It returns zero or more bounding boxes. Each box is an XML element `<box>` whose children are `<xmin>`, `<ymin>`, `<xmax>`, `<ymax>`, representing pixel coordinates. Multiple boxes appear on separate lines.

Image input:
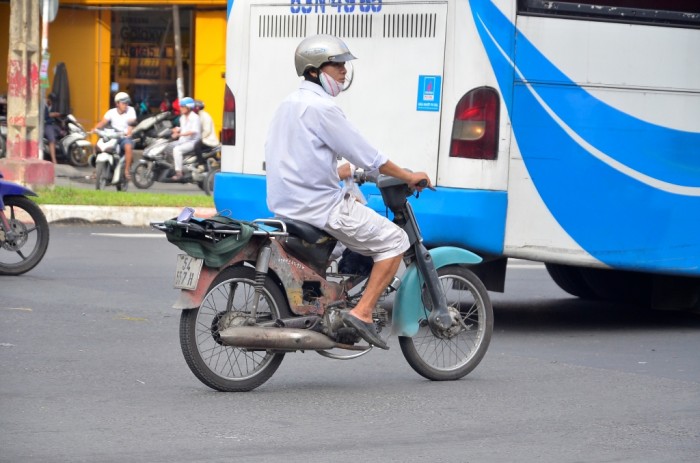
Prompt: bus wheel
<box><xmin>545</xmin><ymin>263</ymin><xmax>598</xmax><ymax>299</ymax></box>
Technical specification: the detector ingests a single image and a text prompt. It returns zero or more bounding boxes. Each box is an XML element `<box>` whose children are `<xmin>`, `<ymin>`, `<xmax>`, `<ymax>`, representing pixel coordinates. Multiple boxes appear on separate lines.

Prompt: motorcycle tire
<box><xmin>204</xmin><ymin>168</ymin><xmax>219</xmax><ymax>196</ymax></box>
<box><xmin>399</xmin><ymin>265</ymin><xmax>493</xmax><ymax>381</ymax></box>
<box><xmin>180</xmin><ymin>266</ymin><xmax>291</xmax><ymax>392</ymax></box>
<box><xmin>0</xmin><ymin>135</ymin><xmax>6</xmax><ymax>159</ymax></box>
<box><xmin>0</xmin><ymin>195</ymin><xmax>50</xmax><ymax>276</ymax></box>
<box><xmin>95</xmin><ymin>162</ymin><xmax>108</xmax><ymax>190</ymax></box>
<box><xmin>68</xmin><ymin>143</ymin><xmax>90</xmax><ymax>167</ymax></box>
<box><xmin>132</xmin><ymin>164</ymin><xmax>155</xmax><ymax>189</ymax></box>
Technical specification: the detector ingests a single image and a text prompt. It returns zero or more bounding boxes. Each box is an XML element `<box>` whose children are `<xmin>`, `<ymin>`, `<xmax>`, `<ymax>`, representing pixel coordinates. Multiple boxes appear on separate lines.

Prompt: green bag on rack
<box><xmin>164</xmin><ymin>215</ymin><xmax>255</xmax><ymax>268</ymax></box>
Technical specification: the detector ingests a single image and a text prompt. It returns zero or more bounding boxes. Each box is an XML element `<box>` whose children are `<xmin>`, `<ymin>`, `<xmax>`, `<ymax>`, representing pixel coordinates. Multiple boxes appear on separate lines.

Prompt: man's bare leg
<box><xmin>124</xmin><ymin>144</ymin><xmax>133</xmax><ymax>179</ymax></box>
<box><xmin>348</xmin><ymin>253</ymin><xmax>403</xmax><ymax>322</ymax></box>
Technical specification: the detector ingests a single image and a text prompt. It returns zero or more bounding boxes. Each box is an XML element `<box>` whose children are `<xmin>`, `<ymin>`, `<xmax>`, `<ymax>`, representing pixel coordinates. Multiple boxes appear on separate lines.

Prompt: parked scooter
<box><xmin>42</xmin><ymin>114</ymin><xmax>93</xmax><ymax>167</ymax></box>
<box><xmin>89</xmin><ymin>128</ymin><xmax>128</xmax><ymax>191</ymax></box>
<box><xmin>0</xmin><ymin>171</ymin><xmax>50</xmax><ymax>275</ymax></box>
<box><xmin>130</xmin><ymin>111</ymin><xmax>174</xmax><ymax>149</ymax></box>
<box><xmin>132</xmin><ymin>127</ymin><xmax>220</xmax><ymax>195</ymax></box>
<box><xmin>153</xmin><ymin>172</ymin><xmax>494</xmax><ymax>391</ymax></box>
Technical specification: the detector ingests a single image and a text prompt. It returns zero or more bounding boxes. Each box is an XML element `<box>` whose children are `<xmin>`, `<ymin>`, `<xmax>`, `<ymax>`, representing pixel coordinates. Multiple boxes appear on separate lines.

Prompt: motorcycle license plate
<box><xmin>174</xmin><ymin>254</ymin><xmax>204</xmax><ymax>290</ymax></box>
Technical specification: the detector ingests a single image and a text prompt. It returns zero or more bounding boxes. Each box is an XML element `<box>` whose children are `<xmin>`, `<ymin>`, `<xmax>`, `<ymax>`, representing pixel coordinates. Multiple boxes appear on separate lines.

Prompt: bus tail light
<box><xmin>449</xmin><ymin>87</ymin><xmax>499</xmax><ymax>160</ymax></box>
<box><xmin>222</xmin><ymin>85</ymin><xmax>236</xmax><ymax>146</ymax></box>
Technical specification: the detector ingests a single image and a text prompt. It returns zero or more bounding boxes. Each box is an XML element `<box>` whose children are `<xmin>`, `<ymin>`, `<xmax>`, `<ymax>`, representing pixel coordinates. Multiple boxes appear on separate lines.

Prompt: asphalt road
<box><xmin>1</xmin><ymin>225</ymin><xmax>699</xmax><ymax>462</ymax></box>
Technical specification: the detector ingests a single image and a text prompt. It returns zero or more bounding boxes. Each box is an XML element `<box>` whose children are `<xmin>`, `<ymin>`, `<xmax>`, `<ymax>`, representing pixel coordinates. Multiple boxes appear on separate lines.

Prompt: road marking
<box><xmin>0</xmin><ymin>307</ymin><xmax>33</xmax><ymax>312</ymax></box>
<box><xmin>91</xmin><ymin>233</ymin><xmax>164</xmax><ymax>238</ymax></box>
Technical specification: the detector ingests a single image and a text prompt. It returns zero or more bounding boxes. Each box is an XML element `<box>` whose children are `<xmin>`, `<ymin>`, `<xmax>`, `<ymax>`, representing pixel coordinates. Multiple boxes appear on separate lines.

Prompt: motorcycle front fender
<box><xmin>0</xmin><ymin>178</ymin><xmax>37</xmax><ymax>207</ymax></box>
<box><xmin>392</xmin><ymin>246</ymin><xmax>482</xmax><ymax>337</ymax></box>
<box><xmin>95</xmin><ymin>152</ymin><xmax>113</xmax><ymax>165</ymax></box>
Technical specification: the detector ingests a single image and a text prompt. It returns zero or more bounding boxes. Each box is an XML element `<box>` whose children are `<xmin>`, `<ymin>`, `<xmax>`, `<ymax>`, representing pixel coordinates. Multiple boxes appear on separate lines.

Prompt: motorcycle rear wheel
<box><xmin>133</xmin><ymin>164</ymin><xmax>155</xmax><ymax>189</ymax></box>
<box><xmin>204</xmin><ymin>168</ymin><xmax>219</xmax><ymax>196</ymax></box>
<box><xmin>399</xmin><ymin>265</ymin><xmax>493</xmax><ymax>381</ymax></box>
<box><xmin>0</xmin><ymin>196</ymin><xmax>50</xmax><ymax>275</ymax></box>
<box><xmin>180</xmin><ymin>266</ymin><xmax>291</xmax><ymax>392</ymax></box>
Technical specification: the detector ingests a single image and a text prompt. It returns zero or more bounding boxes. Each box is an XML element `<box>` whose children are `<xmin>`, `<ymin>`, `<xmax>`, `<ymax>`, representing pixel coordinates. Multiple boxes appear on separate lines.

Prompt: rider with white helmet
<box><xmin>170</xmin><ymin>96</ymin><xmax>201</xmax><ymax>181</ymax></box>
<box><xmin>265</xmin><ymin>35</ymin><xmax>432</xmax><ymax>349</ymax></box>
<box><xmin>93</xmin><ymin>92</ymin><xmax>137</xmax><ymax>179</ymax></box>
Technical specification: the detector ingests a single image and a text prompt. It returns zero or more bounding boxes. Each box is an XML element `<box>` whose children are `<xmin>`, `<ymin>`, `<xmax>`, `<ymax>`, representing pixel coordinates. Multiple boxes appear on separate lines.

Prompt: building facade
<box><xmin>0</xmin><ymin>0</ymin><xmax>226</xmax><ymax>132</ymax></box>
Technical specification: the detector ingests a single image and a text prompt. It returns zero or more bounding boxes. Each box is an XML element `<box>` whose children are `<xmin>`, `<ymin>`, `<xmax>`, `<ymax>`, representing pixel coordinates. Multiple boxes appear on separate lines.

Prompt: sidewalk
<box><xmin>41</xmin><ymin>164</ymin><xmax>216</xmax><ymax>227</ymax></box>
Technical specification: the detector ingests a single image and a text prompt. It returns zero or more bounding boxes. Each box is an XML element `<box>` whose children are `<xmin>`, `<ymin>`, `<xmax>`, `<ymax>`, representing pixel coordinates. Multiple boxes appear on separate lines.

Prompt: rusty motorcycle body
<box><xmin>154</xmin><ymin>174</ymin><xmax>494</xmax><ymax>391</ymax></box>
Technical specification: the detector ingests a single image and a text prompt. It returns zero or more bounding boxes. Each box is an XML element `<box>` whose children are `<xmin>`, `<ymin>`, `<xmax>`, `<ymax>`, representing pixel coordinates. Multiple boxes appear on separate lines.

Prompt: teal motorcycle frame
<box><xmin>155</xmin><ymin>173</ymin><xmax>493</xmax><ymax>392</ymax></box>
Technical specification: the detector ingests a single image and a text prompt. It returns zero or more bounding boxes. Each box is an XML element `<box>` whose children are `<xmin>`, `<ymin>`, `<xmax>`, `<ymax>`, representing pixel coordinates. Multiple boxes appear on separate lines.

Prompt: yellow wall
<box><xmin>46</xmin><ymin>9</ymin><xmax>112</xmax><ymax>128</ymax></box>
<box><xmin>194</xmin><ymin>10</ymin><xmax>226</xmax><ymax>137</ymax></box>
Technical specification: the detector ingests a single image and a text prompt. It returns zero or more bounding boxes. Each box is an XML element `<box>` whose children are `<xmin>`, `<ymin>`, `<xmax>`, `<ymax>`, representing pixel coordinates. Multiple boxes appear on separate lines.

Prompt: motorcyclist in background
<box><xmin>43</xmin><ymin>92</ymin><xmax>62</xmax><ymax>164</ymax></box>
<box><xmin>193</xmin><ymin>100</ymin><xmax>219</xmax><ymax>151</ymax></box>
<box><xmin>169</xmin><ymin>97</ymin><xmax>200</xmax><ymax>181</ymax></box>
<box><xmin>93</xmin><ymin>92</ymin><xmax>137</xmax><ymax>179</ymax></box>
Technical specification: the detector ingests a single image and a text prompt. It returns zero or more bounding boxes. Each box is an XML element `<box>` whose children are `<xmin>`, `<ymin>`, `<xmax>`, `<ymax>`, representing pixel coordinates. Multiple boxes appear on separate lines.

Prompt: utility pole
<box><xmin>173</xmin><ymin>6</ymin><xmax>185</xmax><ymax>100</ymax></box>
<box><xmin>0</xmin><ymin>0</ymin><xmax>54</xmax><ymax>186</ymax></box>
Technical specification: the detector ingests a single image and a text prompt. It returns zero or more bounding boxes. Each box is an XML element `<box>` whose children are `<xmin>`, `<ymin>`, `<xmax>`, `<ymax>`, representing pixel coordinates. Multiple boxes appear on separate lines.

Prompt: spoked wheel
<box><xmin>399</xmin><ymin>265</ymin><xmax>493</xmax><ymax>381</ymax></box>
<box><xmin>0</xmin><ymin>196</ymin><xmax>50</xmax><ymax>275</ymax></box>
<box><xmin>179</xmin><ymin>266</ymin><xmax>290</xmax><ymax>392</ymax></box>
<box><xmin>95</xmin><ymin>162</ymin><xmax>108</xmax><ymax>190</ymax></box>
<box><xmin>133</xmin><ymin>163</ymin><xmax>155</xmax><ymax>189</ymax></box>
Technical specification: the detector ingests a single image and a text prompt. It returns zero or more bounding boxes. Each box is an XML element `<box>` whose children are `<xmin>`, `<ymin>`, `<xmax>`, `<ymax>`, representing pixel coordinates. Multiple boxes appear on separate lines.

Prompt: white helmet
<box><xmin>114</xmin><ymin>92</ymin><xmax>130</xmax><ymax>104</ymax></box>
<box><xmin>294</xmin><ymin>34</ymin><xmax>357</xmax><ymax>76</ymax></box>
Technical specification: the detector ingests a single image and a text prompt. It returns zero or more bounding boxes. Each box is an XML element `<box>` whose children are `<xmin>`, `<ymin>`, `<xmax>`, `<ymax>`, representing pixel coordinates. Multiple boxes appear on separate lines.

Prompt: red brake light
<box><xmin>449</xmin><ymin>87</ymin><xmax>499</xmax><ymax>160</ymax></box>
<box><xmin>222</xmin><ymin>85</ymin><xmax>236</xmax><ymax>146</ymax></box>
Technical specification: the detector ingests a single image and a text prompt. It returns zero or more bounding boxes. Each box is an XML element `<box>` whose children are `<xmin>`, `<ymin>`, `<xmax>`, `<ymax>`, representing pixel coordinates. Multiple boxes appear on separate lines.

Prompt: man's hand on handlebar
<box><xmin>408</xmin><ymin>172</ymin><xmax>434</xmax><ymax>192</ymax></box>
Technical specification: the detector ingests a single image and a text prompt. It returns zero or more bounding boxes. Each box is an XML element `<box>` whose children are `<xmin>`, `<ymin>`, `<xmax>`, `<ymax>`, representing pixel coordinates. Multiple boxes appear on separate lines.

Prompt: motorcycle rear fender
<box><xmin>61</xmin><ymin>133</ymin><xmax>86</xmax><ymax>150</ymax></box>
<box><xmin>392</xmin><ymin>246</ymin><xmax>482</xmax><ymax>337</ymax></box>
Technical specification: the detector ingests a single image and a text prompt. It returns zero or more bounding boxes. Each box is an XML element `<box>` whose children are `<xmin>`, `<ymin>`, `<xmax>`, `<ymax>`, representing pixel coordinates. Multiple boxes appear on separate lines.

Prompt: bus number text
<box><xmin>290</xmin><ymin>0</ymin><xmax>382</xmax><ymax>14</ymax></box>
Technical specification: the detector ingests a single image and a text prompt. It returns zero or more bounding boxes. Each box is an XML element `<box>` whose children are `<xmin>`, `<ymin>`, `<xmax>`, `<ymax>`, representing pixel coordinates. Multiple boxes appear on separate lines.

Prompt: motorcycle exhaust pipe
<box><xmin>219</xmin><ymin>326</ymin><xmax>342</xmax><ymax>351</ymax></box>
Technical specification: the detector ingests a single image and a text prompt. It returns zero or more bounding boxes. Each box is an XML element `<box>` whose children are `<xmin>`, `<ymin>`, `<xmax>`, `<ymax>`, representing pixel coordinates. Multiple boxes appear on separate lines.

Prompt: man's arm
<box><xmin>378</xmin><ymin>160</ymin><xmax>432</xmax><ymax>191</ymax></box>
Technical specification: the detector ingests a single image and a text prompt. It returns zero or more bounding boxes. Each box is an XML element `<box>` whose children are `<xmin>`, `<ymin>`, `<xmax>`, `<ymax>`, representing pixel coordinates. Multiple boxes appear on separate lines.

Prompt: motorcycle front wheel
<box><xmin>180</xmin><ymin>266</ymin><xmax>291</xmax><ymax>392</ymax></box>
<box><xmin>132</xmin><ymin>163</ymin><xmax>155</xmax><ymax>189</ymax></box>
<box><xmin>0</xmin><ymin>196</ymin><xmax>50</xmax><ymax>275</ymax></box>
<box><xmin>95</xmin><ymin>162</ymin><xmax>108</xmax><ymax>190</ymax></box>
<box><xmin>399</xmin><ymin>265</ymin><xmax>493</xmax><ymax>381</ymax></box>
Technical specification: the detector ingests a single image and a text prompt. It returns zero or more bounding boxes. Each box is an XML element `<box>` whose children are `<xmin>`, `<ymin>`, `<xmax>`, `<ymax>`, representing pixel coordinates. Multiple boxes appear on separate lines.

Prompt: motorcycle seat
<box><xmin>280</xmin><ymin>218</ymin><xmax>332</xmax><ymax>244</ymax></box>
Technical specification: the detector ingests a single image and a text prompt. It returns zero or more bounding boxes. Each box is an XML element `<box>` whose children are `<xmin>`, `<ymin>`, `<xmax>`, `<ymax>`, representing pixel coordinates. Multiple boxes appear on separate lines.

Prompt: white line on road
<box><xmin>91</xmin><ymin>233</ymin><xmax>164</xmax><ymax>238</ymax></box>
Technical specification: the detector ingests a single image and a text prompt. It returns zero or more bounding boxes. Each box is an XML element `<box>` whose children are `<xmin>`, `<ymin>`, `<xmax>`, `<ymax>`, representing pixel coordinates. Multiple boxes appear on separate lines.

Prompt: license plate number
<box><xmin>174</xmin><ymin>254</ymin><xmax>204</xmax><ymax>290</ymax></box>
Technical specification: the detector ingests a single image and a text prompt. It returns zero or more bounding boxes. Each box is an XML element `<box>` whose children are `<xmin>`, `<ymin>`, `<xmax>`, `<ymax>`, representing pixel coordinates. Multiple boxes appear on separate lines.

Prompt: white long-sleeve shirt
<box><xmin>265</xmin><ymin>81</ymin><xmax>388</xmax><ymax>228</ymax></box>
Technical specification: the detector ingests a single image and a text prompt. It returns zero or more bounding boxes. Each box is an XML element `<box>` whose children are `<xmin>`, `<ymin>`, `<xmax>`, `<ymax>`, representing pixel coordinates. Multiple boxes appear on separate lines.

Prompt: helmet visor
<box><xmin>327</xmin><ymin>51</ymin><xmax>357</xmax><ymax>64</ymax></box>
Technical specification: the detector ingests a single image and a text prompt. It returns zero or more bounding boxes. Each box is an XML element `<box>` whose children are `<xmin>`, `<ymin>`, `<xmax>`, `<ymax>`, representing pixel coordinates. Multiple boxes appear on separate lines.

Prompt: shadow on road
<box><xmin>492</xmin><ymin>297</ymin><xmax>700</xmax><ymax>332</ymax></box>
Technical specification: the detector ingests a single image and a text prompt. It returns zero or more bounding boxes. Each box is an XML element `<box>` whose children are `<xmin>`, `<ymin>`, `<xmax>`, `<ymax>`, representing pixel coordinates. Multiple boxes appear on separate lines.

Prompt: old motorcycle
<box><xmin>0</xmin><ymin>172</ymin><xmax>50</xmax><ymax>275</ymax></box>
<box><xmin>153</xmin><ymin>173</ymin><xmax>493</xmax><ymax>391</ymax></box>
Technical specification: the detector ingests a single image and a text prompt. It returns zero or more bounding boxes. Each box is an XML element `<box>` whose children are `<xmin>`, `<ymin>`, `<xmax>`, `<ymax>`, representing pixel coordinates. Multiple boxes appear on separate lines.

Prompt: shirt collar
<box><xmin>299</xmin><ymin>79</ymin><xmax>330</xmax><ymax>99</ymax></box>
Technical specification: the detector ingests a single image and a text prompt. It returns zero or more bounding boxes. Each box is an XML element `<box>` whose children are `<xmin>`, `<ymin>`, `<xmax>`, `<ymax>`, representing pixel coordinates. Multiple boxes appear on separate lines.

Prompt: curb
<box><xmin>40</xmin><ymin>205</ymin><xmax>218</xmax><ymax>227</ymax></box>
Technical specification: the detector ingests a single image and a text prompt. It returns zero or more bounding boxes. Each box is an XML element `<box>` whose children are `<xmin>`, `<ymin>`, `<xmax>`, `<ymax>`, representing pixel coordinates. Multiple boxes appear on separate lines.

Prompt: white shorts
<box><xmin>323</xmin><ymin>194</ymin><xmax>410</xmax><ymax>262</ymax></box>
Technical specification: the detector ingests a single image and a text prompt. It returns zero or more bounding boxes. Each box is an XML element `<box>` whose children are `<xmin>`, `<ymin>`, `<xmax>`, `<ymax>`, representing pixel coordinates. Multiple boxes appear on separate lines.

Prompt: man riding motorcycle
<box><xmin>264</xmin><ymin>34</ymin><xmax>431</xmax><ymax>350</ymax></box>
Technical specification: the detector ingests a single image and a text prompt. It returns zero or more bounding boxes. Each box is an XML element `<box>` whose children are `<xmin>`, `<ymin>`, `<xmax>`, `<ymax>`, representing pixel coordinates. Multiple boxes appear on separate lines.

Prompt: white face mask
<box><xmin>319</xmin><ymin>71</ymin><xmax>343</xmax><ymax>97</ymax></box>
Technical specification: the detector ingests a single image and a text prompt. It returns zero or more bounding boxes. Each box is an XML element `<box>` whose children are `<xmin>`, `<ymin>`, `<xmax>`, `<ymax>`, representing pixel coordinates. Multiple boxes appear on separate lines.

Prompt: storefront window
<box><xmin>111</xmin><ymin>10</ymin><xmax>192</xmax><ymax>116</ymax></box>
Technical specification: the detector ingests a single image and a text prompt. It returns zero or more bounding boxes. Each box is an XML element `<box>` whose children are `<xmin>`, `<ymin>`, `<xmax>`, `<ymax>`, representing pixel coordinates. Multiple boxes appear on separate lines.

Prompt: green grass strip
<box><xmin>32</xmin><ymin>186</ymin><xmax>215</xmax><ymax>208</ymax></box>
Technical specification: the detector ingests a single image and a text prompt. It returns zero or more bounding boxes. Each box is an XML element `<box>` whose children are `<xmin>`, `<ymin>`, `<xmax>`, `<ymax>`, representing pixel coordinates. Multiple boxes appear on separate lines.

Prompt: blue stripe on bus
<box><xmin>471</xmin><ymin>0</ymin><xmax>700</xmax><ymax>274</ymax></box>
<box><xmin>214</xmin><ymin>172</ymin><xmax>507</xmax><ymax>255</ymax></box>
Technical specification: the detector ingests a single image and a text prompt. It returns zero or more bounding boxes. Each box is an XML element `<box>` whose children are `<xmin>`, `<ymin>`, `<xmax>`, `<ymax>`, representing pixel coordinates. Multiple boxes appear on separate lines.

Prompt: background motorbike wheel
<box><xmin>398</xmin><ymin>265</ymin><xmax>493</xmax><ymax>381</ymax></box>
<box><xmin>0</xmin><ymin>134</ymin><xmax>6</xmax><ymax>159</ymax></box>
<box><xmin>180</xmin><ymin>266</ymin><xmax>291</xmax><ymax>392</ymax></box>
<box><xmin>132</xmin><ymin>164</ymin><xmax>155</xmax><ymax>189</ymax></box>
<box><xmin>0</xmin><ymin>196</ymin><xmax>50</xmax><ymax>276</ymax></box>
<box><xmin>204</xmin><ymin>168</ymin><xmax>219</xmax><ymax>196</ymax></box>
<box><xmin>95</xmin><ymin>162</ymin><xmax>108</xmax><ymax>190</ymax></box>
<box><xmin>68</xmin><ymin>143</ymin><xmax>90</xmax><ymax>167</ymax></box>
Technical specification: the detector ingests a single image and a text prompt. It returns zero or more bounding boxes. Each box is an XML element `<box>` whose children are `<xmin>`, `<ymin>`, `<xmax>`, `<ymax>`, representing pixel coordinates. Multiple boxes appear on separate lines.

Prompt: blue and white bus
<box><xmin>216</xmin><ymin>0</ymin><xmax>700</xmax><ymax>308</ymax></box>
